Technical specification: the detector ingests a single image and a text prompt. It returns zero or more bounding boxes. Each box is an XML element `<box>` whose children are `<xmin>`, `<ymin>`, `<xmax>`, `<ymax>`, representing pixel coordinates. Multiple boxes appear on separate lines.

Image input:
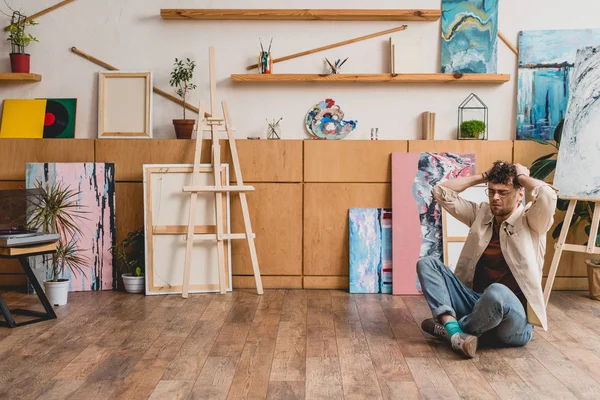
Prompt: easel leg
<box><xmin>221</xmin><ymin>101</ymin><xmax>264</xmax><ymax>295</ymax></box>
<box><xmin>544</xmin><ymin>200</ymin><xmax>577</xmax><ymax>305</ymax></box>
<box><xmin>240</xmin><ymin>192</ymin><xmax>264</xmax><ymax>295</ymax></box>
<box><xmin>182</xmin><ymin>102</ymin><xmax>206</xmax><ymax>298</ymax></box>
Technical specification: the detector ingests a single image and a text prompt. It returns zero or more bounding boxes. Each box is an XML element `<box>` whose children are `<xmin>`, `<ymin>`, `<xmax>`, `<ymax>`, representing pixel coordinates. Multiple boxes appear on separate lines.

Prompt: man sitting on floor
<box><xmin>417</xmin><ymin>160</ymin><xmax>557</xmax><ymax>358</ymax></box>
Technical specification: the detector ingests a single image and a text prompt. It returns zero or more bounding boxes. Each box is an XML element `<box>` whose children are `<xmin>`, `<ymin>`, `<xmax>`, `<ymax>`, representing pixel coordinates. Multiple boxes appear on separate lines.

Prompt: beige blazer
<box><xmin>432</xmin><ymin>184</ymin><xmax>558</xmax><ymax>330</ymax></box>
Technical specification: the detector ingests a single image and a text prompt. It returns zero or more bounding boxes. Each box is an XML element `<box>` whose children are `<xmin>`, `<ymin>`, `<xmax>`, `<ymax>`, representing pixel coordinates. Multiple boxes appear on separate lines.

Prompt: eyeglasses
<box><xmin>485</xmin><ymin>188</ymin><xmax>513</xmax><ymax>198</ymax></box>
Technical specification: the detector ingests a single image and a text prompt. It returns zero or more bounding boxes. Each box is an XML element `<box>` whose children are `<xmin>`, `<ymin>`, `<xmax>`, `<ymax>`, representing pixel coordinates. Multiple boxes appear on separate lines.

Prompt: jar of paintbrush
<box><xmin>258</xmin><ymin>37</ymin><xmax>273</xmax><ymax>74</ymax></box>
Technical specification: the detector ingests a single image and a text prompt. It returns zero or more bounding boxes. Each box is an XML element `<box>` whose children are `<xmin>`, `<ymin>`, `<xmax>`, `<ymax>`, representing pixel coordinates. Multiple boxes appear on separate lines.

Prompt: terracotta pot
<box><xmin>10</xmin><ymin>53</ymin><xmax>30</xmax><ymax>73</ymax></box>
<box><xmin>173</xmin><ymin>119</ymin><xmax>195</xmax><ymax>139</ymax></box>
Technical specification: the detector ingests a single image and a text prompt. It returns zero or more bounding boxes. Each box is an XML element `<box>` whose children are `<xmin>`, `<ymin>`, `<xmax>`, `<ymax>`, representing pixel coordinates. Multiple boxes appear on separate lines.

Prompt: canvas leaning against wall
<box><xmin>517</xmin><ymin>28</ymin><xmax>600</xmax><ymax>140</ymax></box>
<box><xmin>554</xmin><ymin>46</ymin><xmax>600</xmax><ymax>199</ymax></box>
<box><xmin>392</xmin><ymin>152</ymin><xmax>476</xmax><ymax>295</ymax></box>
<box><xmin>25</xmin><ymin>163</ymin><xmax>116</xmax><ymax>292</ymax></box>
<box><xmin>441</xmin><ymin>0</ymin><xmax>498</xmax><ymax>74</ymax></box>
<box><xmin>349</xmin><ymin>208</ymin><xmax>392</xmax><ymax>294</ymax></box>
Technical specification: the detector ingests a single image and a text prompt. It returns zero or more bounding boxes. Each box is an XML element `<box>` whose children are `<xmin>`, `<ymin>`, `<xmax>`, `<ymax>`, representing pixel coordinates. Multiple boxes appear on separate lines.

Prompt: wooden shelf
<box><xmin>0</xmin><ymin>73</ymin><xmax>42</xmax><ymax>82</ymax></box>
<box><xmin>160</xmin><ymin>9</ymin><xmax>441</xmax><ymax>21</ymax></box>
<box><xmin>230</xmin><ymin>73</ymin><xmax>510</xmax><ymax>84</ymax></box>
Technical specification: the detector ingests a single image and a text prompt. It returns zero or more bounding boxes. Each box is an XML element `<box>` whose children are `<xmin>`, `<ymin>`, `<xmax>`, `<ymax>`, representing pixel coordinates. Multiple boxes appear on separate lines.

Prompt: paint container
<box><xmin>258</xmin><ymin>51</ymin><xmax>272</xmax><ymax>74</ymax></box>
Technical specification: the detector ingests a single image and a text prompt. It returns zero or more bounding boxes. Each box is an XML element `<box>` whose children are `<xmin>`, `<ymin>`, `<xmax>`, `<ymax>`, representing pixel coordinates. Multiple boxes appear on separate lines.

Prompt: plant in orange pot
<box><xmin>169</xmin><ymin>57</ymin><xmax>197</xmax><ymax>139</ymax></box>
<box><xmin>7</xmin><ymin>11</ymin><xmax>38</xmax><ymax>73</ymax></box>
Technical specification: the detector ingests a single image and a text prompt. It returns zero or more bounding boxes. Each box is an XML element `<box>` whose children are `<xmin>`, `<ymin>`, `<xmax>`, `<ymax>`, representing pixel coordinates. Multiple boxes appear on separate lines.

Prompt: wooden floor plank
<box><xmin>0</xmin><ymin>289</ymin><xmax>600</xmax><ymax>399</ymax></box>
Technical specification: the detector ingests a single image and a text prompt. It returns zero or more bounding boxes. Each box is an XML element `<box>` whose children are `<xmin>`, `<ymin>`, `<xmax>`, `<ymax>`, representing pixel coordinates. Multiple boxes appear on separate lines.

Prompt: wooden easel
<box><xmin>180</xmin><ymin>47</ymin><xmax>264</xmax><ymax>298</ymax></box>
<box><xmin>544</xmin><ymin>196</ymin><xmax>600</xmax><ymax>305</ymax></box>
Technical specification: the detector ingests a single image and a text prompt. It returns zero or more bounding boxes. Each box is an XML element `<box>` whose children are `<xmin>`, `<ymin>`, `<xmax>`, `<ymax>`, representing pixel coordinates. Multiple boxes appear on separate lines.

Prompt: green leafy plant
<box><xmin>169</xmin><ymin>58</ymin><xmax>197</xmax><ymax>120</ymax></box>
<box><xmin>7</xmin><ymin>11</ymin><xmax>38</xmax><ymax>54</ymax></box>
<box><xmin>460</xmin><ymin>120</ymin><xmax>486</xmax><ymax>139</ymax></box>
<box><xmin>112</xmin><ymin>228</ymin><xmax>145</xmax><ymax>277</ymax></box>
<box><xmin>526</xmin><ymin>120</ymin><xmax>600</xmax><ymax>247</ymax></box>
<box><xmin>27</xmin><ymin>180</ymin><xmax>89</xmax><ymax>282</ymax></box>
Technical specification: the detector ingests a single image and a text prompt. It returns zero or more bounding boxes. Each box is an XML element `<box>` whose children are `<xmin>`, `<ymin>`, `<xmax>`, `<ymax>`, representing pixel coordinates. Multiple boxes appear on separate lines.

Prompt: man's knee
<box><xmin>416</xmin><ymin>256</ymin><xmax>443</xmax><ymax>278</ymax></box>
<box><xmin>480</xmin><ymin>283</ymin><xmax>513</xmax><ymax>310</ymax></box>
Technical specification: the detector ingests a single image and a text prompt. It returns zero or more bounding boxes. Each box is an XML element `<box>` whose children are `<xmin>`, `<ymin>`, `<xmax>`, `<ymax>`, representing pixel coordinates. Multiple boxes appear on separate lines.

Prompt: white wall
<box><xmin>2</xmin><ymin>0</ymin><xmax>600</xmax><ymax>140</ymax></box>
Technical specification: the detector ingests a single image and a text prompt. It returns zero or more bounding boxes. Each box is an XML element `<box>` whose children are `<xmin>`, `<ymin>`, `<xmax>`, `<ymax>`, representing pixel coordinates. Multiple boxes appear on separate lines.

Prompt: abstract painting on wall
<box><xmin>392</xmin><ymin>152</ymin><xmax>476</xmax><ymax>295</ymax></box>
<box><xmin>554</xmin><ymin>46</ymin><xmax>600</xmax><ymax>199</ymax></box>
<box><xmin>441</xmin><ymin>0</ymin><xmax>498</xmax><ymax>74</ymax></box>
<box><xmin>517</xmin><ymin>29</ymin><xmax>600</xmax><ymax>140</ymax></box>
<box><xmin>26</xmin><ymin>163</ymin><xmax>116</xmax><ymax>292</ymax></box>
<box><xmin>349</xmin><ymin>208</ymin><xmax>392</xmax><ymax>294</ymax></box>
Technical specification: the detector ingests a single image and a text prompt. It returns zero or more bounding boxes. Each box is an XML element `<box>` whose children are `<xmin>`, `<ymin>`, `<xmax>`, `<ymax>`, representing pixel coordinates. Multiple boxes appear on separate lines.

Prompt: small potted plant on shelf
<box><xmin>169</xmin><ymin>57</ymin><xmax>197</xmax><ymax>139</ymax></box>
<box><xmin>7</xmin><ymin>11</ymin><xmax>38</xmax><ymax>73</ymax></box>
<box><xmin>459</xmin><ymin>120</ymin><xmax>486</xmax><ymax>139</ymax></box>
<box><xmin>27</xmin><ymin>181</ymin><xmax>88</xmax><ymax>306</ymax></box>
<box><xmin>112</xmin><ymin>228</ymin><xmax>145</xmax><ymax>294</ymax></box>
<box><xmin>527</xmin><ymin>120</ymin><xmax>600</xmax><ymax>300</ymax></box>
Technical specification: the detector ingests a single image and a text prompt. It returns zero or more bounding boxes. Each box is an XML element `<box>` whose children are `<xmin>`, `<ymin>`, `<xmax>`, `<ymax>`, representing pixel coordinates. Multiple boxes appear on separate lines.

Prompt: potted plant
<box><xmin>27</xmin><ymin>181</ymin><xmax>88</xmax><ymax>306</ymax></box>
<box><xmin>112</xmin><ymin>228</ymin><xmax>145</xmax><ymax>293</ymax></box>
<box><xmin>526</xmin><ymin>120</ymin><xmax>600</xmax><ymax>299</ymax></box>
<box><xmin>169</xmin><ymin>57</ymin><xmax>197</xmax><ymax>139</ymax></box>
<box><xmin>7</xmin><ymin>11</ymin><xmax>38</xmax><ymax>73</ymax></box>
<box><xmin>459</xmin><ymin>120</ymin><xmax>486</xmax><ymax>139</ymax></box>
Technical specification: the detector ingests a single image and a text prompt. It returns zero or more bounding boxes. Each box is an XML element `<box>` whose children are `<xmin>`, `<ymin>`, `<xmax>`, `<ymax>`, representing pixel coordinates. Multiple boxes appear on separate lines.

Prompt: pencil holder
<box><xmin>258</xmin><ymin>51</ymin><xmax>272</xmax><ymax>74</ymax></box>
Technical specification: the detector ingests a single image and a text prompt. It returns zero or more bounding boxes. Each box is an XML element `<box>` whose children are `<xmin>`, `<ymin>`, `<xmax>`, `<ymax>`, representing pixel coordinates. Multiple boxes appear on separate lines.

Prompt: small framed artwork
<box><xmin>98</xmin><ymin>71</ymin><xmax>152</xmax><ymax>139</ymax></box>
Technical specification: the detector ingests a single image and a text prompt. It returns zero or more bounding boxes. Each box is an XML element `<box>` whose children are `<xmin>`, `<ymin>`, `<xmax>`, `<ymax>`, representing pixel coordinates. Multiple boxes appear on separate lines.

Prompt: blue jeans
<box><xmin>416</xmin><ymin>256</ymin><xmax>534</xmax><ymax>347</ymax></box>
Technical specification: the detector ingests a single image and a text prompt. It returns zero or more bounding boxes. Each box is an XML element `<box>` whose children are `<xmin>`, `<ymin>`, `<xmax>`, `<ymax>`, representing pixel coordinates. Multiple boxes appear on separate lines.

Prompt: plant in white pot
<box><xmin>112</xmin><ymin>228</ymin><xmax>145</xmax><ymax>294</ymax></box>
<box><xmin>27</xmin><ymin>181</ymin><xmax>88</xmax><ymax>306</ymax></box>
<box><xmin>169</xmin><ymin>57</ymin><xmax>197</xmax><ymax>139</ymax></box>
<box><xmin>7</xmin><ymin>10</ymin><xmax>38</xmax><ymax>73</ymax></box>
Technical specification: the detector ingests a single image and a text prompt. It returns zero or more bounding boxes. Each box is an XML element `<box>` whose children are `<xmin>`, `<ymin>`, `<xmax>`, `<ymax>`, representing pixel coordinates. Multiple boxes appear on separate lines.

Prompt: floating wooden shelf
<box><xmin>160</xmin><ymin>9</ymin><xmax>441</xmax><ymax>21</ymax></box>
<box><xmin>0</xmin><ymin>73</ymin><xmax>42</xmax><ymax>82</ymax></box>
<box><xmin>230</xmin><ymin>73</ymin><xmax>510</xmax><ymax>84</ymax></box>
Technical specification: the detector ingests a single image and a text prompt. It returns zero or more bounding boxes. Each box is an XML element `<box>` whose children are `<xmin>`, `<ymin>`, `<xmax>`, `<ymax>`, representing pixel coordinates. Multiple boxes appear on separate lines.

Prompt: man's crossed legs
<box><xmin>416</xmin><ymin>256</ymin><xmax>534</xmax><ymax>358</ymax></box>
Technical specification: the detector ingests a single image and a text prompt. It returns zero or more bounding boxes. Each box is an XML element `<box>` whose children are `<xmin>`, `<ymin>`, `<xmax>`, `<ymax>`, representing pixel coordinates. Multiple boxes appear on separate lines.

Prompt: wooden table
<box><xmin>0</xmin><ymin>243</ymin><xmax>58</xmax><ymax>328</ymax></box>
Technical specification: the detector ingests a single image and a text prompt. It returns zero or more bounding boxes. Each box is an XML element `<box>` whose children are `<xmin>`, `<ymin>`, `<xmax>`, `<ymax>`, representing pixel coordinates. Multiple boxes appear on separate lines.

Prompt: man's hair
<box><xmin>487</xmin><ymin>160</ymin><xmax>523</xmax><ymax>189</ymax></box>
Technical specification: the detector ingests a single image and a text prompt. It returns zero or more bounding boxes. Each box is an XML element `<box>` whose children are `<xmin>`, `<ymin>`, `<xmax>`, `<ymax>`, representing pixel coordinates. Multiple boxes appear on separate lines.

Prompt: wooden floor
<box><xmin>1</xmin><ymin>290</ymin><xmax>600</xmax><ymax>399</ymax></box>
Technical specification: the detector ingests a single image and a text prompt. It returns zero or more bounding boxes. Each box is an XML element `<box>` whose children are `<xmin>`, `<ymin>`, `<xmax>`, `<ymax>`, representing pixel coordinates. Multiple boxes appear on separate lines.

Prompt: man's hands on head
<box><xmin>515</xmin><ymin>163</ymin><xmax>530</xmax><ymax>179</ymax></box>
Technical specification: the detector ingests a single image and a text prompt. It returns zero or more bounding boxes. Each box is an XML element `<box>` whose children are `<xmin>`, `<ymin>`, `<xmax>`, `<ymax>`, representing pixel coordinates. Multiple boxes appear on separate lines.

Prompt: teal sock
<box><xmin>444</xmin><ymin>320</ymin><xmax>463</xmax><ymax>337</ymax></box>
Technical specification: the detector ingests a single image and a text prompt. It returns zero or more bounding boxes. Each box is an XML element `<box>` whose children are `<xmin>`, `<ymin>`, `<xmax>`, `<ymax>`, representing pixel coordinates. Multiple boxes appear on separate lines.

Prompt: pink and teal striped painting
<box><xmin>349</xmin><ymin>208</ymin><xmax>392</xmax><ymax>294</ymax></box>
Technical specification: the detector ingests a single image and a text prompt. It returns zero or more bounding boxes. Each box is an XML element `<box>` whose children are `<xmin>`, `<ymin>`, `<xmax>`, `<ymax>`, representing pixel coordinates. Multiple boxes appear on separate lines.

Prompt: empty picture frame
<box><xmin>98</xmin><ymin>71</ymin><xmax>152</xmax><ymax>138</ymax></box>
<box><xmin>143</xmin><ymin>164</ymin><xmax>232</xmax><ymax>295</ymax></box>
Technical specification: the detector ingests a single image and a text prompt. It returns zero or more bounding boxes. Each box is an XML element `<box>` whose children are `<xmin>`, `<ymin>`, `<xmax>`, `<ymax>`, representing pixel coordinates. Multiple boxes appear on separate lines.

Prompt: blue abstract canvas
<box><xmin>517</xmin><ymin>29</ymin><xmax>600</xmax><ymax>140</ymax></box>
<box><xmin>349</xmin><ymin>208</ymin><xmax>392</xmax><ymax>294</ymax></box>
<box><xmin>441</xmin><ymin>0</ymin><xmax>498</xmax><ymax>74</ymax></box>
<box><xmin>554</xmin><ymin>46</ymin><xmax>600</xmax><ymax>199</ymax></box>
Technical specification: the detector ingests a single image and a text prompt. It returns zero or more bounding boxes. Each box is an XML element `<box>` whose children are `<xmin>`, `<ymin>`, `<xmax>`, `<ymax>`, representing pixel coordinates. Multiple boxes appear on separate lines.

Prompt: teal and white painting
<box><xmin>516</xmin><ymin>29</ymin><xmax>600</xmax><ymax>140</ymax></box>
<box><xmin>349</xmin><ymin>208</ymin><xmax>392</xmax><ymax>294</ymax></box>
<box><xmin>441</xmin><ymin>0</ymin><xmax>498</xmax><ymax>74</ymax></box>
<box><xmin>554</xmin><ymin>46</ymin><xmax>600</xmax><ymax>199</ymax></box>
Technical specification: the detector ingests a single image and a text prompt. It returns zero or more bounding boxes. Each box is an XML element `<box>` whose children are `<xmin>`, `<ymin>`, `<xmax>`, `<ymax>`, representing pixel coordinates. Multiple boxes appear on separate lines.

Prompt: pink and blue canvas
<box><xmin>26</xmin><ymin>163</ymin><xmax>116</xmax><ymax>292</ymax></box>
<box><xmin>392</xmin><ymin>152</ymin><xmax>476</xmax><ymax>295</ymax></box>
<box><xmin>349</xmin><ymin>208</ymin><xmax>392</xmax><ymax>294</ymax></box>
<box><xmin>441</xmin><ymin>0</ymin><xmax>498</xmax><ymax>74</ymax></box>
<box><xmin>517</xmin><ymin>29</ymin><xmax>600</xmax><ymax>140</ymax></box>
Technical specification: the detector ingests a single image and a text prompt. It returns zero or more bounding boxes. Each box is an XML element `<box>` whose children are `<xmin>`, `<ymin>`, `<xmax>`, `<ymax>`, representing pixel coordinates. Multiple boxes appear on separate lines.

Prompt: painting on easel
<box><xmin>554</xmin><ymin>45</ymin><xmax>600</xmax><ymax>199</ymax></box>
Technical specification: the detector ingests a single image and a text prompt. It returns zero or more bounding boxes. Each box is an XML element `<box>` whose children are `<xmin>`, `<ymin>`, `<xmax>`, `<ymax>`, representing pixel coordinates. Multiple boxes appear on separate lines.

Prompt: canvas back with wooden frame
<box><xmin>143</xmin><ymin>164</ymin><xmax>232</xmax><ymax>294</ymax></box>
<box><xmin>442</xmin><ymin>184</ymin><xmax>489</xmax><ymax>271</ymax></box>
<box><xmin>98</xmin><ymin>71</ymin><xmax>152</xmax><ymax>139</ymax></box>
